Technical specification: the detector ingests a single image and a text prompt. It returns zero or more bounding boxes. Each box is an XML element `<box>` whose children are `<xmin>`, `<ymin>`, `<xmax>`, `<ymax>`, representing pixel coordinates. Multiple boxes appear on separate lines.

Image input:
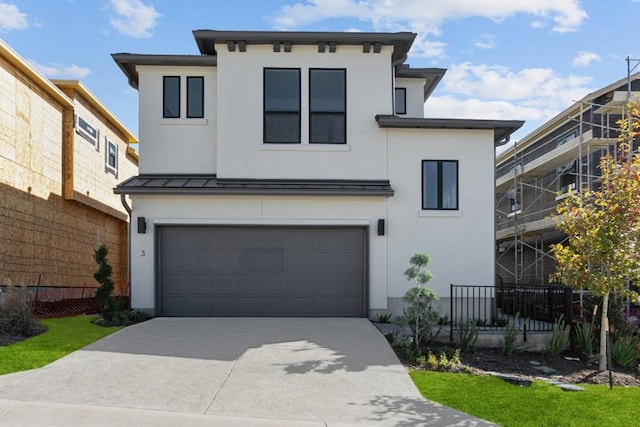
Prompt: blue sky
<box><xmin>2</xmin><ymin>0</ymin><xmax>640</xmax><ymax>145</ymax></box>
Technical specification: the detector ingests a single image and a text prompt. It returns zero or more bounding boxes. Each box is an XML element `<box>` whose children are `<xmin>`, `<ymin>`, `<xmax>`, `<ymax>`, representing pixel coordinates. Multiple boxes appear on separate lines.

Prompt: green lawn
<box><xmin>411</xmin><ymin>371</ymin><xmax>639</xmax><ymax>427</ymax></box>
<box><xmin>0</xmin><ymin>315</ymin><xmax>122</xmax><ymax>375</ymax></box>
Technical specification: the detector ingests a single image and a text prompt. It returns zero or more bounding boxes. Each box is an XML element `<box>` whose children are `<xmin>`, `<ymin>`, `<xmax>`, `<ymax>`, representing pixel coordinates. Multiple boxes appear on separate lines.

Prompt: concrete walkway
<box><xmin>0</xmin><ymin>318</ymin><xmax>494</xmax><ymax>426</ymax></box>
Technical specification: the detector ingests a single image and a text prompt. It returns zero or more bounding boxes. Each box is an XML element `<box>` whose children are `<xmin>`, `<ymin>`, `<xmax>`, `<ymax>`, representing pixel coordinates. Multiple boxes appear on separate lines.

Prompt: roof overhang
<box><xmin>0</xmin><ymin>39</ymin><xmax>73</xmax><ymax>108</ymax></box>
<box><xmin>52</xmin><ymin>80</ymin><xmax>138</xmax><ymax>144</ymax></box>
<box><xmin>193</xmin><ymin>30</ymin><xmax>416</xmax><ymax>64</ymax></box>
<box><xmin>395</xmin><ymin>67</ymin><xmax>446</xmax><ymax>101</ymax></box>
<box><xmin>375</xmin><ymin>115</ymin><xmax>525</xmax><ymax>146</ymax></box>
<box><xmin>111</xmin><ymin>54</ymin><xmax>217</xmax><ymax>89</ymax></box>
<box><xmin>115</xmin><ymin>176</ymin><xmax>395</xmax><ymax>197</ymax></box>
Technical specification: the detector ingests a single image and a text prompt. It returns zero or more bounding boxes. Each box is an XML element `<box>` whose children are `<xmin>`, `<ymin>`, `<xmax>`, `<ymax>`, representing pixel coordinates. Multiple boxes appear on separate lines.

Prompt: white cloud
<box><xmin>273</xmin><ymin>0</ymin><xmax>588</xmax><ymax>34</ymax></box>
<box><xmin>0</xmin><ymin>2</ymin><xmax>28</xmax><ymax>32</ymax></box>
<box><xmin>572</xmin><ymin>50</ymin><xmax>601</xmax><ymax>67</ymax></box>
<box><xmin>109</xmin><ymin>0</ymin><xmax>160</xmax><ymax>39</ymax></box>
<box><xmin>29</xmin><ymin>60</ymin><xmax>91</xmax><ymax>79</ymax></box>
<box><xmin>473</xmin><ymin>33</ymin><xmax>495</xmax><ymax>50</ymax></box>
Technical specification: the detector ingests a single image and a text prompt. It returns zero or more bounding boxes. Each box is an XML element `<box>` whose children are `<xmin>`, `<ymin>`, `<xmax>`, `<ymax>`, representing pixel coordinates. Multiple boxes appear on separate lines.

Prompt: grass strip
<box><xmin>0</xmin><ymin>315</ymin><xmax>122</xmax><ymax>375</ymax></box>
<box><xmin>411</xmin><ymin>370</ymin><xmax>638</xmax><ymax>427</ymax></box>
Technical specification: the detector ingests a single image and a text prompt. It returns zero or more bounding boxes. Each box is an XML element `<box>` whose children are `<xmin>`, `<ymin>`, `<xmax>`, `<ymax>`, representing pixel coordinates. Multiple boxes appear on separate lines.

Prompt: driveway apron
<box><xmin>0</xmin><ymin>318</ymin><xmax>493</xmax><ymax>426</ymax></box>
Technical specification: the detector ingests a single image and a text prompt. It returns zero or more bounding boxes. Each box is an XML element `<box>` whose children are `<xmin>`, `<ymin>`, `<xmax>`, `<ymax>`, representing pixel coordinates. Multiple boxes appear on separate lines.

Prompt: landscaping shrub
<box><xmin>498</xmin><ymin>315</ymin><xmax>522</xmax><ymax>355</ymax></box>
<box><xmin>421</xmin><ymin>348</ymin><xmax>461</xmax><ymax>371</ymax></box>
<box><xmin>573</xmin><ymin>320</ymin><xmax>595</xmax><ymax>359</ymax></box>
<box><xmin>374</xmin><ymin>313</ymin><xmax>392</xmax><ymax>323</ymax></box>
<box><xmin>94</xmin><ymin>244</ymin><xmax>118</xmax><ymax>322</ymax></box>
<box><xmin>544</xmin><ymin>315</ymin><xmax>570</xmax><ymax>356</ymax></box>
<box><xmin>457</xmin><ymin>318</ymin><xmax>479</xmax><ymax>352</ymax></box>
<box><xmin>0</xmin><ymin>285</ymin><xmax>42</xmax><ymax>336</ymax></box>
<box><xmin>611</xmin><ymin>331</ymin><xmax>640</xmax><ymax>368</ymax></box>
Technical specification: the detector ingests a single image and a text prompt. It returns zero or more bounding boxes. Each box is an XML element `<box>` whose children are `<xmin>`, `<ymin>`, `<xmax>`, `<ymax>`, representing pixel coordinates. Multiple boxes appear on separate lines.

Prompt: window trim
<box><xmin>309</xmin><ymin>68</ymin><xmax>347</xmax><ymax>145</ymax></box>
<box><xmin>421</xmin><ymin>160</ymin><xmax>459</xmax><ymax>211</ymax></box>
<box><xmin>163</xmin><ymin>76</ymin><xmax>181</xmax><ymax>119</ymax></box>
<box><xmin>263</xmin><ymin>68</ymin><xmax>301</xmax><ymax>144</ymax></box>
<box><xmin>74</xmin><ymin>114</ymin><xmax>99</xmax><ymax>151</ymax></box>
<box><xmin>105</xmin><ymin>137</ymin><xmax>118</xmax><ymax>177</ymax></box>
<box><xmin>395</xmin><ymin>87</ymin><xmax>406</xmax><ymax>115</ymax></box>
<box><xmin>186</xmin><ymin>76</ymin><xmax>204</xmax><ymax>119</ymax></box>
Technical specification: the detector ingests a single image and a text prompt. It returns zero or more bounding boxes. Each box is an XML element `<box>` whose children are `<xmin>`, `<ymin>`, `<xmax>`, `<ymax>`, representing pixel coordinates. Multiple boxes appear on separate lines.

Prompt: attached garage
<box><xmin>156</xmin><ymin>226</ymin><xmax>367</xmax><ymax>317</ymax></box>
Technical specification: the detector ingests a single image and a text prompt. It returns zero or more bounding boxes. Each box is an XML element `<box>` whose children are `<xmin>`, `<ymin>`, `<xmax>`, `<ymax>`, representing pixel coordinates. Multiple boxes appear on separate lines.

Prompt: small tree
<box><xmin>94</xmin><ymin>244</ymin><xmax>117</xmax><ymax>322</ymax></box>
<box><xmin>400</xmin><ymin>253</ymin><xmax>440</xmax><ymax>350</ymax></box>
<box><xmin>550</xmin><ymin>100</ymin><xmax>640</xmax><ymax>372</ymax></box>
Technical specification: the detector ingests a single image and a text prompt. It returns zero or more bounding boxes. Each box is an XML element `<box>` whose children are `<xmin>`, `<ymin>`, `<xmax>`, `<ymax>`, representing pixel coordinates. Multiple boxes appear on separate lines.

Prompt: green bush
<box><xmin>0</xmin><ymin>286</ymin><xmax>42</xmax><ymax>336</ymax></box>
<box><xmin>573</xmin><ymin>321</ymin><xmax>595</xmax><ymax>358</ymax></box>
<box><xmin>422</xmin><ymin>348</ymin><xmax>461</xmax><ymax>371</ymax></box>
<box><xmin>94</xmin><ymin>245</ymin><xmax>118</xmax><ymax>322</ymax></box>
<box><xmin>374</xmin><ymin>313</ymin><xmax>393</xmax><ymax>323</ymax></box>
<box><xmin>544</xmin><ymin>315</ymin><xmax>570</xmax><ymax>356</ymax></box>
<box><xmin>458</xmin><ymin>318</ymin><xmax>479</xmax><ymax>352</ymax></box>
<box><xmin>611</xmin><ymin>332</ymin><xmax>640</xmax><ymax>368</ymax></box>
<box><xmin>499</xmin><ymin>316</ymin><xmax>522</xmax><ymax>355</ymax></box>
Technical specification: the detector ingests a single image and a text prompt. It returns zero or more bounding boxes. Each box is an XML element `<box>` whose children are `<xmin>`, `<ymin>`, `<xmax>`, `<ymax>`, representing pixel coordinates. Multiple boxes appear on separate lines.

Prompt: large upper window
<box><xmin>395</xmin><ymin>88</ymin><xmax>406</xmax><ymax>115</ymax></box>
<box><xmin>105</xmin><ymin>138</ymin><xmax>118</xmax><ymax>176</ymax></box>
<box><xmin>264</xmin><ymin>68</ymin><xmax>300</xmax><ymax>143</ymax></box>
<box><xmin>422</xmin><ymin>160</ymin><xmax>458</xmax><ymax>210</ymax></box>
<box><xmin>558</xmin><ymin>161</ymin><xmax>576</xmax><ymax>194</ymax></box>
<box><xmin>187</xmin><ymin>76</ymin><xmax>204</xmax><ymax>118</ymax></box>
<box><xmin>310</xmin><ymin>69</ymin><xmax>346</xmax><ymax>144</ymax></box>
<box><xmin>163</xmin><ymin>76</ymin><xmax>180</xmax><ymax>118</ymax></box>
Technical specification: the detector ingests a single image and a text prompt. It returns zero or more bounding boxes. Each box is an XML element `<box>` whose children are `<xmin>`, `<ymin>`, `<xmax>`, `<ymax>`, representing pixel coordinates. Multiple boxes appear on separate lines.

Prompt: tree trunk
<box><xmin>599</xmin><ymin>292</ymin><xmax>609</xmax><ymax>372</ymax></box>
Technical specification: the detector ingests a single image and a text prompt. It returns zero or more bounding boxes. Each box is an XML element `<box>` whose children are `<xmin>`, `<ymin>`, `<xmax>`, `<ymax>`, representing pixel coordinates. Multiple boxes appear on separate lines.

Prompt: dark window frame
<box><xmin>105</xmin><ymin>137</ymin><xmax>118</xmax><ymax>177</ymax></box>
<box><xmin>74</xmin><ymin>114</ymin><xmax>99</xmax><ymax>150</ymax></box>
<box><xmin>558</xmin><ymin>162</ymin><xmax>577</xmax><ymax>194</ymax></box>
<box><xmin>395</xmin><ymin>87</ymin><xmax>406</xmax><ymax>115</ymax></box>
<box><xmin>309</xmin><ymin>68</ymin><xmax>347</xmax><ymax>144</ymax></box>
<box><xmin>163</xmin><ymin>76</ymin><xmax>181</xmax><ymax>118</ymax></box>
<box><xmin>421</xmin><ymin>160</ymin><xmax>459</xmax><ymax>210</ymax></box>
<box><xmin>508</xmin><ymin>188</ymin><xmax>522</xmax><ymax>213</ymax></box>
<box><xmin>186</xmin><ymin>76</ymin><xmax>204</xmax><ymax>118</ymax></box>
<box><xmin>263</xmin><ymin>68</ymin><xmax>301</xmax><ymax>144</ymax></box>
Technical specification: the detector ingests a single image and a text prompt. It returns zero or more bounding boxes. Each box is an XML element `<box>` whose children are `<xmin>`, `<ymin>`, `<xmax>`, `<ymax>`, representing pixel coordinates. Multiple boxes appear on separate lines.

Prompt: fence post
<box><xmin>450</xmin><ymin>284</ymin><xmax>454</xmax><ymax>343</ymax></box>
<box><xmin>564</xmin><ymin>286</ymin><xmax>573</xmax><ymax>323</ymax></box>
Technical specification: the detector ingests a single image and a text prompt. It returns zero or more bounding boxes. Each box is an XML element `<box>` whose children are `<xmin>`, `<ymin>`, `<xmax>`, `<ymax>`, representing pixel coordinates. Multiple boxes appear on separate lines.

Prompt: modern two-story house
<box><xmin>113</xmin><ymin>30</ymin><xmax>523</xmax><ymax>317</ymax></box>
<box><xmin>496</xmin><ymin>72</ymin><xmax>640</xmax><ymax>285</ymax></box>
<box><xmin>0</xmin><ymin>40</ymin><xmax>138</xmax><ymax>292</ymax></box>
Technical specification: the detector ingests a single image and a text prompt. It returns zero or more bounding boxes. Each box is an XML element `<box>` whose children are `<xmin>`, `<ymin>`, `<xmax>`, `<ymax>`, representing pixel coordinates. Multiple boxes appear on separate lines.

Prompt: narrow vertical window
<box><xmin>264</xmin><ymin>68</ymin><xmax>301</xmax><ymax>143</ymax></box>
<box><xmin>187</xmin><ymin>76</ymin><xmax>204</xmax><ymax>118</ymax></box>
<box><xmin>395</xmin><ymin>88</ymin><xmax>406</xmax><ymax>115</ymax></box>
<box><xmin>163</xmin><ymin>76</ymin><xmax>180</xmax><ymax>118</ymax></box>
<box><xmin>105</xmin><ymin>138</ymin><xmax>118</xmax><ymax>176</ymax></box>
<box><xmin>310</xmin><ymin>69</ymin><xmax>346</xmax><ymax>144</ymax></box>
<box><xmin>422</xmin><ymin>160</ymin><xmax>458</xmax><ymax>210</ymax></box>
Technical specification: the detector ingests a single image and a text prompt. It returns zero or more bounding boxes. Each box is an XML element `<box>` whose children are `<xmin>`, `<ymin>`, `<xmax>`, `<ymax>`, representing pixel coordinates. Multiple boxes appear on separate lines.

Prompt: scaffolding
<box><xmin>495</xmin><ymin>68</ymin><xmax>640</xmax><ymax>285</ymax></box>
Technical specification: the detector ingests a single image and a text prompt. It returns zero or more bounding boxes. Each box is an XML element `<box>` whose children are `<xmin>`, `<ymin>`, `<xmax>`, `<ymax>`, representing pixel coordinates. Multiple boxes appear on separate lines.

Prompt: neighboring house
<box><xmin>496</xmin><ymin>73</ymin><xmax>640</xmax><ymax>285</ymax></box>
<box><xmin>0</xmin><ymin>40</ymin><xmax>138</xmax><ymax>291</ymax></box>
<box><xmin>112</xmin><ymin>30</ymin><xmax>523</xmax><ymax>317</ymax></box>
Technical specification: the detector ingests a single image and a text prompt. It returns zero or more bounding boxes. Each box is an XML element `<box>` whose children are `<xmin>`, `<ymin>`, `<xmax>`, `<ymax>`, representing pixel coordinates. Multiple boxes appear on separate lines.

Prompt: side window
<box><xmin>264</xmin><ymin>68</ymin><xmax>301</xmax><ymax>143</ymax></box>
<box><xmin>105</xmin><ymin>138</ymin><xmax>118</xmax><ymax>177</ymax></box>
<box><xmin>422</xmin><ymin>160</ymin><xmax>458</xmax><ymax>210</ymax></box>
<box><xmin>310</xmin><ymin>69</ymin><xmax>346</xmax><ymax>144</ymax></box>
<box><xmin>187</xmin><ymin>76</ymin><xmax>204</xmax><ymax>118</ymax></box>
<box><xmin>163</xmin><ymin>76</ymin><xmax>180</xmax><ymax>118</ymax></box>
<box><xmin>558</xmin><ymin>161</ymin><xmax>576</xmax><ymax>194</ymax></box>
<box><xmin>395</xmin><ymin>88</ymin><xmax>406</xmax><ymax>115</ymax></box>
<box><xmin>75</xmin><ymin>114</ymin><xmax>99</xmax><ymax>151</ymax></box>
<box><xmin>508</xmin><ymin>188</ymin><xmax>522</xmax><ymax>213</ymax></box>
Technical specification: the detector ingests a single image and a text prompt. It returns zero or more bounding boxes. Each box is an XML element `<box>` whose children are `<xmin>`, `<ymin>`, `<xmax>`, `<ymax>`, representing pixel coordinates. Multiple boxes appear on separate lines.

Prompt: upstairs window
<box><xmin>163</xmin><ymin>76</ymin><xmax>180</xmax><ymax>118</ymax></box>
<box><xmin>508</xmin><ymin>188</ymin><xmax>522</xmax><ymax>213</ymax></box>
<box><xmin>422</xmin><ymin>160</ymin><xmax>458</xmax><ymax>210</ymax></box>
<box><xmin>187</xmin><ymin>76</ymin><xmax>204</xmax><ymax>118</ymax></box>
<box><xmin>264</xmin><ymin>68</ymin><xmax>301</xmax><ymax>143</ymax></box>
<box><xmin>75</xmin><ymin>114</ymin><xmax>99</xmax><ymax>150</ymax></box>
<box><xmin>310</xmin><ymin>69</ymin><xmax>346</xmax><ymax>144</ymax></box>
<box><xmin>105</xmin><ymin>138</ymin><xmax>118</xmax><ymax>176</ymax></box>
<box><xmin>558</xmin><ymin>161</ymin><xmax>576</xmax><ymax>194</ymax></box>
<box><xmin>395</xmin><ymin>88</ymin><xmax>406</xmax><ymax>115</ymax></box>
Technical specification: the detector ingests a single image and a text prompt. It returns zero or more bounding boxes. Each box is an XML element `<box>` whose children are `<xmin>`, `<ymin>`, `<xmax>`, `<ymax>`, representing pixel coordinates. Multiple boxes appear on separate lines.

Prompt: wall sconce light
<box><xmin>137</xmin><ymin>217</ymin><xmax>147</xmax><ymax>234</ymax></box>
<box><xmin>377</xmin><ymin>219</ymin><xmax>385</xmax><ymax>236</ymax></box>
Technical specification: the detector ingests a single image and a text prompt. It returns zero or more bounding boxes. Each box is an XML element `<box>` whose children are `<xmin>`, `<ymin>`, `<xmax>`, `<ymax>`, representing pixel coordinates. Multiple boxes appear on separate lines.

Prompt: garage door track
<box><xmin>0</xmin><ymin>318</ymin><xmax>493</xmax><ymax>426</ymax></box>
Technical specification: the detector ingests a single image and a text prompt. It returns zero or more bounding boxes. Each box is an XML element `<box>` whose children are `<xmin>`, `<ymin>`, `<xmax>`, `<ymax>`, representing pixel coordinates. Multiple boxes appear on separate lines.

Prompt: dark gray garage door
<box><xmin>157</xmin><ymin>226</ymin><xmax>367</xmax><ymax>317</ymax></box>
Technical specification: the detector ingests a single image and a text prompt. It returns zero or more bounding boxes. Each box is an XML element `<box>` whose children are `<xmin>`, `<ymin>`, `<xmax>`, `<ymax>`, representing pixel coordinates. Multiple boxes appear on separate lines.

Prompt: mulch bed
<box><xmin>410</xmin><ymin>343</ymin><xmax>640</xmax><ymax>387</ymax></box>
<box><xmin>0</xmin><ymin>324</ymin><xmax>47</xmax><ymax>347</ymax></box>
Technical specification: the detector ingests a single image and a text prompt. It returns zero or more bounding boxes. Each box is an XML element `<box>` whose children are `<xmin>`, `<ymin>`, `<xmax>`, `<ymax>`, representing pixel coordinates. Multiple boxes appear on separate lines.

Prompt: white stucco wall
<box><xmin>395</xmin><ymin>77</ymin><xmax>425</xmax><ymax>118</ymax></box>
<box><xmin>215</xmin><ymin>44</ymin><xmax>394</xmax><ymax>180</ymax></box>
<box><xmin>386</xmin><ymin>128</ymin><xmax>496</xmax><ymax>302</ymax></box>
<box><xmin>137</xmin><ymin>66</ymin><xmax>217</xmax><ymax>174</ymax></box>
<box><xmin>128</xmin><ymin>195</ymin><xmax>389</xmax><ymax>312</ymax></box>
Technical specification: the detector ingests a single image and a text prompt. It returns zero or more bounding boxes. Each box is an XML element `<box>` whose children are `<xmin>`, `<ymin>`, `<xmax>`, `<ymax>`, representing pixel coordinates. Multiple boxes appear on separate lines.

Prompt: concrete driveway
<box><xmin>0</xmin><ymin>318</ymin><xmax>493</xmax><ymax>426</ymax></box>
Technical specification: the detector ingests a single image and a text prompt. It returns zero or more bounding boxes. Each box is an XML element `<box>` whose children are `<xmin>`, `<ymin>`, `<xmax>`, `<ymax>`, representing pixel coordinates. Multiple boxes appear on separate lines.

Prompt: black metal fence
<box><xmin>450</xmin><ymin>283</ymin><xmax>572</xmax><ymax>341</ymax></box>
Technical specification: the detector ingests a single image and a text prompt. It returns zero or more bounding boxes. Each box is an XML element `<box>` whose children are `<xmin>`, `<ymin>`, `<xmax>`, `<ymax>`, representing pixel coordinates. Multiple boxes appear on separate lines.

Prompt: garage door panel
<box><xmin>158</xmin><ymin>226</ymin><xmax>366</xmax><ymax>317</ymax></box>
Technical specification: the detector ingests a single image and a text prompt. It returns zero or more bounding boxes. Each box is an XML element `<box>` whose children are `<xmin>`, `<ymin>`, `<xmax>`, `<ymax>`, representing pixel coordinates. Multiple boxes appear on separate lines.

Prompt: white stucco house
<box><xmin>112</xmin><ymin>30</ymin><xmax>523</xmax><ymax>317</ymax></box>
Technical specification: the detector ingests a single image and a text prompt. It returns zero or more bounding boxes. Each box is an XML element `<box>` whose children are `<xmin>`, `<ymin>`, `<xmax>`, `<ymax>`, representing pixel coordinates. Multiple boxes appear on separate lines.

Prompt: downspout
<box><xmin>120</xmin><ymin>193</ymin><xmax>132</xmax><ymax>308</ymax></box>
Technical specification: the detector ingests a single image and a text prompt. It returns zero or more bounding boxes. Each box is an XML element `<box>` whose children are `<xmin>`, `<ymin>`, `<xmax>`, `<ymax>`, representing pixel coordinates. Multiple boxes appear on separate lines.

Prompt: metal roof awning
<box><xmin>115</xmin><ymin>175</ymin><xmax>395</xmax><ymax>197</ymax></box>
